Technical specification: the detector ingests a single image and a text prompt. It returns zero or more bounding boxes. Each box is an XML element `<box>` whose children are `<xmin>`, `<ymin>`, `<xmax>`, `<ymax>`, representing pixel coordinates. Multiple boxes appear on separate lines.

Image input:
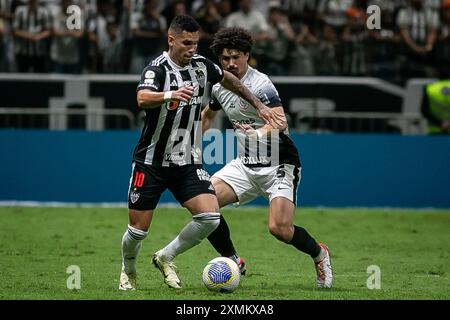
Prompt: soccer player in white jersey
<box><xmin>202</xmin><ymin>27</ymin><xmax>333</xmax><ymax>288</ymax></box>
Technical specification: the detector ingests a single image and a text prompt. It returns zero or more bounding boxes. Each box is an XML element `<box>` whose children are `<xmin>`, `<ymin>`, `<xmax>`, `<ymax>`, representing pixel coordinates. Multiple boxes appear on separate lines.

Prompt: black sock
<box><xmin>289</xmin><ymin>225</ymin><xmax>321</xmax><ymax>258</ymax></box>
<box><xmin>207</xmin><ymin>215</ymin><xmax>237</xmax><ymax>257</ymax></box>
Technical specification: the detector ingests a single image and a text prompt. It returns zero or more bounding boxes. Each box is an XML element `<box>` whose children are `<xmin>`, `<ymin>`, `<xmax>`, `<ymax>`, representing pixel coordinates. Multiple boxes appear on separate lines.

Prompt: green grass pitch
<box><xmin>0</xmin><ymin>206</ymin><xmax>449</xmax><ymax>300</ymax></box>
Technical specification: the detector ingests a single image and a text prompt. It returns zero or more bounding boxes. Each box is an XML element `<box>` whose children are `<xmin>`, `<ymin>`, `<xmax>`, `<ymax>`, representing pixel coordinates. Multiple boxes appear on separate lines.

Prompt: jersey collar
<box><xmin>240</xmin><ymin>66</ymin><xmax>252</xmax><ymax>82</ymax></box>
<box><xmin>164</xmin><ymin>51</ymin><xmax>190</xmax><ymax>70</ymax></box>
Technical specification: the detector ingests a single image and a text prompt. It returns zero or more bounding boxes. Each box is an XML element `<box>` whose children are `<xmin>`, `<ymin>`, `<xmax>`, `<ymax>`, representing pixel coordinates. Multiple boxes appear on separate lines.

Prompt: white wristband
<box><xmin>164</xmin><ymin>91</ymin><xmax>173</xmax><ymax>101</ymax></box>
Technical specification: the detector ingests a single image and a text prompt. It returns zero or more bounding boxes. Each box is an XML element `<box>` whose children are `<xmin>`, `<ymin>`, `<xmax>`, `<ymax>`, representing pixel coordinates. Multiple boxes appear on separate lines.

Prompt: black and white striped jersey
<box><xmin>12</xmin><ymin>4</ymin><xmax>51</xmax><ymax>57</ymax></box>
<box><xmin>396</xmin><ymin>6</ymin><xmax>440</xmax><ymax>46</ymax></box>
<box><xmin>134</xmin><ymin>51</ymin><xmax>224</xmax><ymax>167</ymax></box>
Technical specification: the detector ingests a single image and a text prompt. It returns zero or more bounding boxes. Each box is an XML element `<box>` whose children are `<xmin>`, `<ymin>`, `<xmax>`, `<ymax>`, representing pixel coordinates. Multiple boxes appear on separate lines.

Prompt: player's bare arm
<box><xmin>137</xmin><ymin>86</ymin><xmax>194</xmax><ymax>109</ymax></box>
<box><xmin>201</xmin><ymin>105</ymin><xmax>218</xmax><ymax>133</ymax></box>
<box><xmin>220</xmin><ymin>70</ymin><xmax>285</xmax><ymax>128</ymax></box>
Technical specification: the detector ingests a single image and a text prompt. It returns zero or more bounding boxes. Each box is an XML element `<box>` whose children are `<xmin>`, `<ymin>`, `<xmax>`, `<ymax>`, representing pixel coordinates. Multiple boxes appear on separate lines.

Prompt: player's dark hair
<box><xmin>210</xmin><ymin>27</ymin><xmax>254</xmax><ymax>56</ymax></box>
<box><xmin>169</xmin><ymin>15</ymin><xmax>200</xmax><ymax>34</ymax></box>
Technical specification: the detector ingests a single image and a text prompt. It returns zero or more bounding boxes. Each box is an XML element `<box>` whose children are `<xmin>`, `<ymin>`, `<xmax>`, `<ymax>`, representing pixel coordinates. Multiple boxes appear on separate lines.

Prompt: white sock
<box><xmin>121</xmin><ymin>225</ymin><xmax>148</xmax><ymax>274</ymax></box>
<box><xmin>159</xmin><ymin>212</ymin><xmax>220</xmax><ymax>261</ymax></box>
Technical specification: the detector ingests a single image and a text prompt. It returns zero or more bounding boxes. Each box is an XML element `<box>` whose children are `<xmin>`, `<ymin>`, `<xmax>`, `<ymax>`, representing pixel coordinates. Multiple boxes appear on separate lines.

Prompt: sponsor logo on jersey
<box><xmin>178</xmin><ymin>96</ymin><xmax>203</xmax><ymax>107</ymax></box>
<box><xmin>166</xmin><ymin>100</ymin><xmax>179</xmax><ymax>110</ymax></box>
<box><xmin>231</xmin><ymin>119</ymin><xmax>256</xmax><ymax>127</ymax></box>
<box><xmin>145</xmin><ymin>70</ymin><xmax>155</xmax><ymax>79</ymax></box>
<box><xmin>170</xmin><ymin>79</ymin><xmax>178</xmax><ymax>87</ymax></box>
<box><xmin>165</xmin><ymin>152</ymin><xmax>185</xmax><ymax>161</ymax></box>
<box><xmin>194</xmin><ymin>69</ymin><xmax>205</xmax><ymax>81</ymax></box>
<box><xmin>238</xmin><ymin>97</ymin><xmax>249</xmax><ymax>110</ymax></box>
<box><xmin>138</xmin><ymin>83</ymin><xmax>158</xmax><ymax>90</ymax></box>
<box><xmin>239</xmin><ymin>155</ymin><xmax>270</xmax><ymax>165</ymax></box>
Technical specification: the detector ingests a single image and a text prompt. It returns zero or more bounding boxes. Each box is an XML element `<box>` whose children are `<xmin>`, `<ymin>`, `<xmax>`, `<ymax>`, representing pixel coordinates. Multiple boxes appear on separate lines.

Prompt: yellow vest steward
<box><xmin>426</xmin><ymin>80</ymin><xmax>450</xmax><ymax>133</ymax></box>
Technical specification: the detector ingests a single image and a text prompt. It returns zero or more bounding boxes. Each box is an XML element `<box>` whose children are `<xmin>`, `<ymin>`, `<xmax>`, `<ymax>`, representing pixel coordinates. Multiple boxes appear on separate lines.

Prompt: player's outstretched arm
<box><xmin>137</xmin><ymin>87</ymin><xmax>194</xmax><ymax>109</ymax></box>
<box><xmin>201</xmin><ymin>105</ymin><xmax>218</xmax><ymax>134</ymax></box>
<box><xmin>220</xmin><ymin>70</ymin><xmax>285</xmax><ymax>127</ymax></box>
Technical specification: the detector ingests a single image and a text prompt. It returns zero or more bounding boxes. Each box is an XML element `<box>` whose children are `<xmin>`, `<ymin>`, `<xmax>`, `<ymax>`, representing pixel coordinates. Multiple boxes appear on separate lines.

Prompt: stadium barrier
<box><xmin>0</xmin><ymin>73</ymin><xmax>426</xmax><ymax>134</ymax></box>
<box><xmin>1</xmin><ymin>130</ymin><xmax>449</xmax><ymax>208</ymax></box>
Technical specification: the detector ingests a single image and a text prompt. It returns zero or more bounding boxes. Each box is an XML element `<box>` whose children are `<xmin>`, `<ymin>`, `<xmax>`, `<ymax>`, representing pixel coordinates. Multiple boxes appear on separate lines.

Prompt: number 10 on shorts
<box><xmin>133</xmin><ymin>171</ymin><xmax>145</xmax><ymax>188</ymax></box>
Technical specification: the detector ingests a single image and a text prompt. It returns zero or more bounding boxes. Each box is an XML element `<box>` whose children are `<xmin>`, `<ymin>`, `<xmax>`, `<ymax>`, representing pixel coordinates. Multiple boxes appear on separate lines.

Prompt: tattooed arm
<box><xmin>220</xmin><ymin>70</ymin><xmax>284</xmax><ymax>127</ymax></box>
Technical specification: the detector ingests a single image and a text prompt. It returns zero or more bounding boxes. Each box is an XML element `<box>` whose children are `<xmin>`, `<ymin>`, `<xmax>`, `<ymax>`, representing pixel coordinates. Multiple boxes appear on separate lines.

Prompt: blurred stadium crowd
<box><xmin>0</xmin><ymin>0</ymin><xmax>449</xmax><ymax>84</ymax></box>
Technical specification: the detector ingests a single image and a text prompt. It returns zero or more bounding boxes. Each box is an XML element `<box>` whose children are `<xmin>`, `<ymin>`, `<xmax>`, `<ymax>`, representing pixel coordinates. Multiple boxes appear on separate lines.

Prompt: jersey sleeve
<box><xmin>208</xmin><ymin>87</ymin><xmax>222</xmax><ymax>111</ymax></box>
<box><xmin>204</xmin><ymin>59</ymin><xmax>224</xmax><ymax>85</ymax></box>
<box><xmin>208</xmin><ymin>95</ymin><xmax>222</xmax><ymax>111</ymax></box>
<box><xmin>256</xmin><ymin>81</ymin><xmax>282</xmax><ymax>108</ymax></box>
<box><xmin>136</xmin><ymin>65</ymin><xmax>165</xmax><ymax>92</ymax></box>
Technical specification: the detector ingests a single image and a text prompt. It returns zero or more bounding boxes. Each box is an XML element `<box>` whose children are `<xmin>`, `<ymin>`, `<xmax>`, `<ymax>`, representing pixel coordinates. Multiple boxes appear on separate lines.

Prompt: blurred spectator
<box><xmin>195</xmin><ymin>0</ymin><xmax>221</xmax><ymax>62</ymax></box>
<box><xmin>260</xmin><ymin>5</ymin><xmax>295</xmax><ymax>75</ymax></box>
<box><xmin>224</xmin><ymin>0</ymin><xmax>269</xmax><ymax>65</ymax></box>
<box><xmin>341</xmin><ymin>7</ymin><xmax>369</xmax><ymax>76</ymax></box>
<box><xmin>224</xmin><ymin>0</ymin><xmax>269</xmax><ymax>41</ymax></box>
<box><xmin>317</xmin><ymin>0</ymin><xmax>354</xmax><ymax>34</ymax></box>
<box><xmin>13</xmin><ymin>0</ymin><xmax>51</xmax><ymax>73</ymax></box>
<box><xmin>0</xmin><ymin>0</ymin><xmax>14</xmax><ymax>72</ymax></box>
<box><xmin>315</xmin><ymin>21</ymin><xmax>340</xmax><ymax>75</ymax></box>
<box><xmin>367</xmin><ymin>4</ymin><xmax>402</xmax><ymax>81</ymax></box>
<box><xmin>129</xmin><ymin>0</ymin><xmax>166</xmax><ymax>74</ymax></box>
<box><xmin>289</xmin><ymin>8</ymin><xmax>318</xmax><ymax>76</ymax></box>
<box><xmin>99</xmin><ymin>20</ymin><xmax>124</xmax><ymax>73</ymax></box>
<box><xmin>435</xmin><ymin>0</ymin><xmax>450</xmax><ymax>77</ymax></box>
<box><xmin>216</xmin><ymin>0</ymin><xmax>232</xmax><ymax>20</ymax></box>
<box><xmin>86</xmin><ymin>0</ymin><xmax>117</xmax><ymax>72</ymax></box>
<box><xmin>421</xmin><ymin>77</ymin><xmax>450</xmax><ymax>134</ymax></box>
<box><xmin>1</xmin><ymin>0</ymin><xmax>447</xmax><ymax>82</ymax></box>
<box><xmin>281</xmin><ymin>0</ymin><xmax>322</xmax><ymax>31</ymax></box>
<box><xmin>424</xmin><ymin>0</ymin><xmax>442</xmax><ymax>10</ymax></box>
<box><xmin>397</xmin><ymin>0</ymin><xmax>440</xmax><ymax>78</ymax></box>
<box><xmin>162</xmin><ymin>0</ymin><xmax>187</xmax><ymax>24</ymax></box>
<box><xmin>51</xmin><ymin>0</ymin><xmax>85</xmax><ymax>74</ymax></box>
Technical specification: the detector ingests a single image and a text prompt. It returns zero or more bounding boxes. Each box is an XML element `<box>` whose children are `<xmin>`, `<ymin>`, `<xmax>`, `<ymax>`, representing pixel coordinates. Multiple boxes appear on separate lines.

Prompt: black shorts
<box><xmin>127</xmin><ymin>162</ymin><xmax>216</xmax><ymax>210</ymax></box>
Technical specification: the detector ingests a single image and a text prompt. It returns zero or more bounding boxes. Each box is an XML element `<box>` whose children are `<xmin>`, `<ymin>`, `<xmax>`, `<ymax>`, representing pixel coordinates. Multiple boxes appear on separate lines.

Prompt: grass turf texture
<box><xmin>0</xmin><ymin>207</ymin><xmax>449</xmax><ymax>300</ymax></box>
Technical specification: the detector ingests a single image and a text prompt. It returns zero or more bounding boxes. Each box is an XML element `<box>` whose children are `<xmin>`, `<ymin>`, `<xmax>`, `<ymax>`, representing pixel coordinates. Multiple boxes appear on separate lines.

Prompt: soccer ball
<box><xmin>202</xmin><ymin>257</ymin><xmax>241</xmax><ymax>293</ymax></box>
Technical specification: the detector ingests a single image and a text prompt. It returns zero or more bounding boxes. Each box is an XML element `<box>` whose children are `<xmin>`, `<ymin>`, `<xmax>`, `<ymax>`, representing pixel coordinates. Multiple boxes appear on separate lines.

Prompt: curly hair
<box><xmin>210</xmin><ymin>27</ymin><xmax>254</xmax><ymax>56</ymax></box>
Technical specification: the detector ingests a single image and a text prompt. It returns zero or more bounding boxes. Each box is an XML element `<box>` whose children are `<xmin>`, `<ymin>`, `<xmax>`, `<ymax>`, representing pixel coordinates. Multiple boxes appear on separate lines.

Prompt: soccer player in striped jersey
<box><xmin>202</xmin><ymin>27</ymin><xmax>333</xmax><ymax>288</ymax></box>
<box><xmin>119</xmin><ymin>15</ymin><xmax>284</xmax><ymax>291</ymax></box>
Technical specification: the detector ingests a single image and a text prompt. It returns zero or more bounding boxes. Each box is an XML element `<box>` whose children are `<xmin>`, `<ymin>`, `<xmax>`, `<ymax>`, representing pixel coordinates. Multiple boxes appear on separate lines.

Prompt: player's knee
<box><xmin>126</xmin><ymin>224</ymin><xmax>148</xmax><ymax>241</ymax></box>
<box><xmin>268</xmin><ymin>222</ymin><xmax>293</xmax><ymax>243</ymax></box>
<box><xmin>193</xmin><ymin>212</ymin><xmax>221</xmax><ymax>233</ymax></box>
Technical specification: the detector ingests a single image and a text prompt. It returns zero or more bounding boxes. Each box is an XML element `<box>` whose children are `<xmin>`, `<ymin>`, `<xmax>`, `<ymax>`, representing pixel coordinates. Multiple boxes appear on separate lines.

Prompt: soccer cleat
<box><xmin>119</xmin><ymin>270</ymin><xmax>136</xmax><ymax>291</ymax></box>
<box><xmin>314</xmin><ymin>243</ymin><xmax>333</xmax><ymax>288</ymax></box>
<box><xmin>152</xmin><ymin>251</ymin><xmax>182</xmax><ymax>289</ymax></box>
<box><xmin>237</xmin><ymin>257</ymin><xmax>247</xmax><ymax>276</ymax></box>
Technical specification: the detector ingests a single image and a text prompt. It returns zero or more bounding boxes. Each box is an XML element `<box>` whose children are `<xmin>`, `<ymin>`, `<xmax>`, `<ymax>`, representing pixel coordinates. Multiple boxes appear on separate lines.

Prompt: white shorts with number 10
<box><xmin>212</xmin><ymin>159</ymin><xmax>301</xmax><ymax>206</ymax></box>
